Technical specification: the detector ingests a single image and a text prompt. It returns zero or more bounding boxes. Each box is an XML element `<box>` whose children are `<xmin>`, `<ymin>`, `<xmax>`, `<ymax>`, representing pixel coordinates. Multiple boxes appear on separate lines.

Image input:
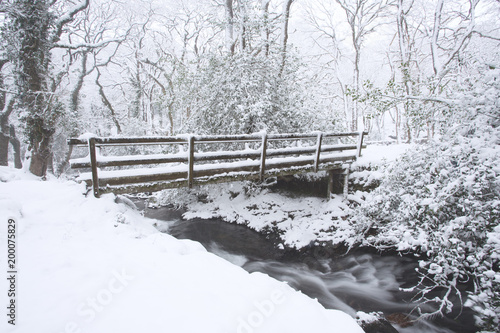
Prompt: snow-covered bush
<box><xmin>355</xmin><ymin>69</ymin><xmax>500</xmax><ymax>331</ymax></box>
<box><xmin>358</xmin><ymin>127</ymin><xmax>499</xmax><ymax>327</ymax></box>
<box><xmin>181</xmin><ymin>52</ymin><xmax>312</xmax><ymax>135</ymax></box>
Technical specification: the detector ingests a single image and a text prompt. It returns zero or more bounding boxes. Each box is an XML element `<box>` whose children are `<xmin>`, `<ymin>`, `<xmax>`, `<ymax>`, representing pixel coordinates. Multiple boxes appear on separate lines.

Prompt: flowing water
<box><xmin>142</xmin><ymin>205</ymin><xmax>477</xmax><ymax>333</ymax></box>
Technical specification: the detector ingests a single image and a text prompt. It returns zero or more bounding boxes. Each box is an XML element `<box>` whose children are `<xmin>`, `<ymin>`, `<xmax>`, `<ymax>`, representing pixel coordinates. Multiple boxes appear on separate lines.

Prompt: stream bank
<box><xmin>129</xmin><ymin>156</ymin><xmax>479</xmax><ymax>333</ymax></box>
<box><xmin>135</xmin><ymin>199</ymin><xmax>477</xmax><ymax>333</ymax></box>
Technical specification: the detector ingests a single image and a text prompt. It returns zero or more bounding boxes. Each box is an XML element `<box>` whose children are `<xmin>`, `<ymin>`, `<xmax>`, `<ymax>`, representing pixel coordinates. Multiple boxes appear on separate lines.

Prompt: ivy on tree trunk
<box><xmin>5</xmin><ymin>0</ymin><xmax>88</xmax><ymax>177</ymax></box>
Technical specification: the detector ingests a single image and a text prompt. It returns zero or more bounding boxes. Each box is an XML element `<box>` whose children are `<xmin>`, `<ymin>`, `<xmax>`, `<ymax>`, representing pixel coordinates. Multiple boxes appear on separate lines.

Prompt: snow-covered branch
<box><xmin>403</xmin><ymin>95</ymin><xmax>455</xmax><ymax>106</ymax></box>
<box><xmin>0</xmin><ymin>88</ymin><xmax>19</xmax><ymax>95</ymax></box>
<box><xmin>53</xmin><ymin>39</ymin><xmax>124</xmax><ymax>50</ymax></box>
<box><xmin>432</xmin><ymin>0</ymin><xmax>479</xmax><ymax>78</ymax></box>
<box><xmin>381</xmin><ymin>94</ymin><xmax>456</xmax><ymax>106</ymax></box>
<box><xmin>472</xmin><ymin>30</ymin><xmax>500</xmax><ymax>41</ymax></box>
<box><xmin>52</xmin><ymin>0</ymin><xmax>90</xmax><ymax>42</ymax></box>
<box><xmin>0</xmin><ymin>97</ymin><xmax>15</xmax><ymax>120</ymax></box>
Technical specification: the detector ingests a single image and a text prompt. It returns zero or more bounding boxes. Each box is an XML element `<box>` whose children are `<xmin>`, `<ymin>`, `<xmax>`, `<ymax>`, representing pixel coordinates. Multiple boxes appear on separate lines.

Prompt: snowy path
<box><xmin>0</xmin><ymin>167</ymin><xmax>363</xmax><ymax>333</ymax></box>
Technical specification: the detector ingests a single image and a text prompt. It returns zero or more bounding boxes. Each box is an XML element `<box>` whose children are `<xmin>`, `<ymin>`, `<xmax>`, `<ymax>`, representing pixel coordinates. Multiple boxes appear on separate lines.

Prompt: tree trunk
<box><xmin>9</xmin><ymin>125</ymin><xmax>22</xmax><ymax>169</ymax></box>
<box><xmin>239</xmin><ymin>0</ymin><xmax>247</xmax><ymax>52</ymax></box>
<box><xmin>0</xmin><ymin>99</ymin><xmax>15</xmax><ymax>166</ymax></box>
<box><xmin>7</xmin><ymin>0</ymin><xmax>89</xmax><ymax>177</ymax></box>
<box><xmin>261</xmin><ymin>0</ymin><xmax>271</xmax><ymax>56</ymax></box>
<box><xmin>280</xmin><ymin>0</ymin><xmax>294</xmax><ymax>75</ymax></box>
<box><xmin>132</xmin><ymin>52</ymin><xmax>143</xmax><ymax>119</ymax></box>
<box><xmin>352</xmin><ymin>34</ymin><xmax>361</xmax><ymax>131</ymax></box>
<box><xmin>0</xmin><ymin>132</ymin><xmax>8</xmax><ymax>166</ymax></box>
<box><xmin>1</xmin><ymin>56</ymin><xmax>12</xmax><ymax>166</ymax></box>
<box><xmin>225</xmin><ymin>0</ymin><xmax>235</xmax><ymax>54</ymax></box>
<box><xmin>431</xmin><ymin>0</ymin><xmax>444</xmax><ymax>76</ymax></box>
<box><xmin>29</xmin><ymin>131</ymin><xmax>53</xmax><ymax>177</ymax></box>
<box><xmin>396</xmin><ymin>0</ymin><xmax>413</xmax><ymax>142</ymax></box>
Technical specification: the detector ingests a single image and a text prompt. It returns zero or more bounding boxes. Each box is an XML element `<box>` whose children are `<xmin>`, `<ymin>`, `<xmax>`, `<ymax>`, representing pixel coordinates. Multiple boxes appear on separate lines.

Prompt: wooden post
<box><xmin>188</xmin><ymin>136</ymin><xmax>195</xmax><ymax>188</ymax></box>
<box><xmin>327</xmin><ymin>170</ymin><xmax>334</xmax><ymax>200</ymax></box>
<box><xmin>314</xmin><ymin>132</ymin><xmax>323</xmax><ymax>172</ymax></box>
<box><xmin>88</xmin><ymin>137</ymin><xmax>100</xmax><ymax>198</ymax></box>
<box><xmin>343</xmin><ymin>166</ymin><xmax>350</xmax><ymax>200</ymax></box>
<box><xmin>260</xmin><ymin>133</ymin><xmax>268</xmax><ymax>182</ymax></box>
<box><xmin>356</xmin><ymin>131</ymin><xmax>365</xmax><ymax>157</ymax></box>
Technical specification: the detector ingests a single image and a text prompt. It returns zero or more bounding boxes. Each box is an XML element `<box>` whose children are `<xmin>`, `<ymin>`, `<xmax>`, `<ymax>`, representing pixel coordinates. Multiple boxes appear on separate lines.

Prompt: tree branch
<box><xmin>53</xmin><ymin>38</ymin><xmax>124</xmax><ymax>50</ymax></box>
<box><xmin>95</xmin><ymin>68</ymin><xmax>121</xmax><ymax>134</ymax></box>
<box><xmin>52</xmin><ymin>0</ymin><xmax>90</xmax><ymax>43</ymax></box>
<box><xmin>472</xmin><ymin>30</ymin><xmax>500</xmax><ymax>41</ymax></box>
<box><xmin>380</xmin><ymin>94</ymin><xmax>456</xmax><ymax>107</ymax></box>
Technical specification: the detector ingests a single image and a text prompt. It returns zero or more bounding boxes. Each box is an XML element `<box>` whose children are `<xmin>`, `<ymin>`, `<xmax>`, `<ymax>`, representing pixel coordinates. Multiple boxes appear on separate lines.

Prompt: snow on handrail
<box><xmin>67</xmin><ymin>131</ymin><xmax>368</xmax><ymax>146</ymax></box>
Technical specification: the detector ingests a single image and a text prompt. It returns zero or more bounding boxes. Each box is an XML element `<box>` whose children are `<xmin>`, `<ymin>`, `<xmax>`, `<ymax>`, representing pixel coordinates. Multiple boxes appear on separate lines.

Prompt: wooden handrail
<box><xmin>67</xmin><ymin>131</ymin><xmax>366</xmax><ymax>146</ymax></box>
<box><xmin>69</xmin><ymin>144</ymin><xmax>365</xmax><ymax>168</ymax></box>
<box><xmin>68</xmin><ymin>131</ymin><xmax>368</xmax><ymax>197</ymax></box>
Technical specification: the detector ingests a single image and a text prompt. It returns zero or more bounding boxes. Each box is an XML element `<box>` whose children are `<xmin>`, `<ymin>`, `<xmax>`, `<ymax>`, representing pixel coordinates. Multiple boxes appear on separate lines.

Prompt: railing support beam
<box><xmin>357</xmin><ymin>131</ymin><xmax>365</xmax><ymax>158</ymax></box>
<box><xmin>187</xmin><ymin>136</ymin><xmax>195</xmax><ymax>188</ymax></box>
<box><xmin>314</xmin><ymin>133</ymin><xmax>323</xmax><ymax>172</ymax></box>
<box><xmin>343</xmin><ymin>165</ymin><xmax>350</xmax><ymax>200</ymax></box>
<box><xmin>88</xmin><ymin>137</ymin><xmax>100</xmax><ymax>198</ymax></box>
<box><xmin>260</xmin><ymin>133</ymin><xmax>268</xmax><ymax>182</ymax></box>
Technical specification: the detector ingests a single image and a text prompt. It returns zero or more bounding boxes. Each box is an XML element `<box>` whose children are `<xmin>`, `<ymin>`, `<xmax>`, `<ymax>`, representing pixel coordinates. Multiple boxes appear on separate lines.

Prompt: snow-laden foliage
<box><xmin>182</xmin><ymin>52</ymin><xmax>312</xmax><ymax>135</ymax></box>
<box><xmin>355</xmin><ymin>69</ymin><xmax>500</xmax><ymax>330</ymax></box>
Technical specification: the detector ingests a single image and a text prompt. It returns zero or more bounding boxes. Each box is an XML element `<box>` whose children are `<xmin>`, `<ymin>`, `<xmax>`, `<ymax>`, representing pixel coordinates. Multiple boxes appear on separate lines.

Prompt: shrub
<box><xmin>356</xmin><ymin>118</ymin><xmax>500</xmax><ymax>330</ymax></box>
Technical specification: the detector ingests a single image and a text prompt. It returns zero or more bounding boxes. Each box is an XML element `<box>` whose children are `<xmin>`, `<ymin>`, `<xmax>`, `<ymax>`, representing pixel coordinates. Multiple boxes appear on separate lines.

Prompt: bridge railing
<box><xmin>67</xmin><ymin>131</ymin><xmax>367</xmax><ymax>197</ymax></box>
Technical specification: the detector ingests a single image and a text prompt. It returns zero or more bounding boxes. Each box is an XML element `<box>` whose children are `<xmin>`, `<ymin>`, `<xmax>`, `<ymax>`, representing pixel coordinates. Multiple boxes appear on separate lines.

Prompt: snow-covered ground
<box><xmin>0</xmin><ymin>166</ymin><xmax>363</xmax><ymax>333</ymax></box>
<box><xmin>182</xmin><ymin>187</ymin><xmax>356</xmax><ymax>248</ymax></box>
<box><xmin>353</xmin><ymin>142</ymin><xmax>411</xmax><ymax>167</ymax></box>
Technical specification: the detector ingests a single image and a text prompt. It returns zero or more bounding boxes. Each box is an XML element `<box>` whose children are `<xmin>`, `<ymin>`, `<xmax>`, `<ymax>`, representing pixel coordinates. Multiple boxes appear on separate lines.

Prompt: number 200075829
<box><xmin>7</xmin><ymin>219</ymin><xmax>16</xmax><ymax>269</ymax></box>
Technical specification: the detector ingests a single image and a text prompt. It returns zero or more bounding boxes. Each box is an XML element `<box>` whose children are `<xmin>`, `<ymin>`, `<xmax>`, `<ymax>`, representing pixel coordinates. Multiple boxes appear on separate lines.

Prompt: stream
<box><xmin>141</xmin><ymin>203</ymin><xmax>477</xmax><ymax>333</ymax></box>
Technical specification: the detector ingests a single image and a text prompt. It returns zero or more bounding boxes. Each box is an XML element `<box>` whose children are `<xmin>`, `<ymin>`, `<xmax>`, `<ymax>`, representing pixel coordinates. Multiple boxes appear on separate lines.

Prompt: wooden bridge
<box><xmin>67</xmin><ymin>131</ymin><xmax>367</xmax><ymax>198</ymax></box>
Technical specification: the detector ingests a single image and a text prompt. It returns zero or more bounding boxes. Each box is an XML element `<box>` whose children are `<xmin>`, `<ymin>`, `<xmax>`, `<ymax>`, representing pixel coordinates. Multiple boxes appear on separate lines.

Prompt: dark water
<box><xmin>142</xmin><ymin>204</ymin><xmax>477</xmax><ymax>333</ymax></box>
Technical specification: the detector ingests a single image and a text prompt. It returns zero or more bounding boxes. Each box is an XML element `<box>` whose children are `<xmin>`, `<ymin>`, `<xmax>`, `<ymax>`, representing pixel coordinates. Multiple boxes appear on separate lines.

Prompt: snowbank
<box><xmin>353</xmin><ymin>143</ymin><xmax>412</xmax><ymax>168</ymax></box>
<box><xmin>182</xmin><ymin>187</ymin><xmax>356</xmax><ymax>249</ymax></box>
<box><xmin>174</xmin><ymin>144</ymin><xmax>411</xmax><ymax>249</ymax></box>
<box><xmin>0</xmin><ymin>167</ymin><xmax>363</xmax><ymax>333</ymax></box>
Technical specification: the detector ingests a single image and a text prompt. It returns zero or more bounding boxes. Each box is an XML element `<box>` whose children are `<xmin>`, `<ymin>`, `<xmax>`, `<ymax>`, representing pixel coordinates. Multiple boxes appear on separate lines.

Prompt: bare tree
<box><xmin>388</xmin><ymin>0</ymin><xmax>488</xmax><ymax>140</ymax></box>
<box><xmin>0</xmin><ymin>58</ymin><xmax>14</xmax><ymax>166</ymax></box>
<box><xmin>0</xmin><ymin>95</ymin><xmax>16</xmax><ymax>166</ymax></box>
<box><xmin>131</xmin><ymin>4</ymin><xmax>222</xmax><ymax>135</ymax></box>
<box><xmin>225</xmin><ymin>0</ymin><xmax>236</xmax><ymax>54</ymax></box>
<box><xmin>53</xmin><ymin>1</ymin><xmax>130</xmax><ymax>175</ymax></box>
<box><xmin>261</xmin><ymin>0</ymin><xmax>272</xmax><ymax>56</ymax></box>
<box><xmin>430</xmin><ymin>0</ymin><xmax>480</xmax><ymax>80</ymax></box>
<box><xmin>280</xmin><ymin>0</ymin><xmax>295</xmax><ymax>74</ymax></box>
<box><xmin>304</xmin><ymin>0</ymin><xmax>390</xmax><ymax>131</ymax></box>
<box><xmin>95</xmin><ymin>67</ymin><xmax>122</xmax><ymax>134</ymax></box>
<box><xmin>394</xmin><ymin>0</ymin><xmax>416</xmax><ymax>142</ymax></box>
<box><xmin>334</xmin><ymin>0</ymin><xmax>391</xmax><ymax>131</ymax></box>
